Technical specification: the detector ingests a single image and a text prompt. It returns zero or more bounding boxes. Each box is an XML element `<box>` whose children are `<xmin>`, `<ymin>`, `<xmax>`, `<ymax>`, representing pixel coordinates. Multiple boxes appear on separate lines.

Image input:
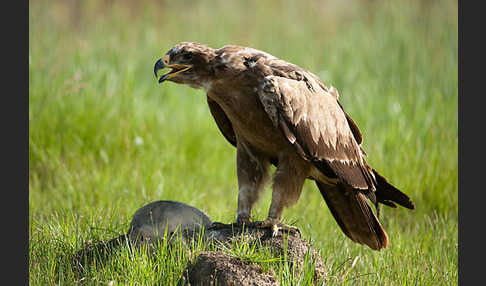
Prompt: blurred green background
<box><xmin>29</xmin><ymin>0</ymin><xmax>457</xmax><ymax>284</ymax></box>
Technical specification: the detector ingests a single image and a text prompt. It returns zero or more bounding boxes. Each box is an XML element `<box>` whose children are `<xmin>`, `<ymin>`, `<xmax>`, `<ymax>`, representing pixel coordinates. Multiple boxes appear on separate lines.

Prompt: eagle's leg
<box><xmin>235</xmin><ymin>142</ymin><xmax>270</xmax><ymax>226</ymax></box>
<box><xmin>258</xmin><ymin>156</ymin><xmax>309</xmax><ymax>236</ymax></box>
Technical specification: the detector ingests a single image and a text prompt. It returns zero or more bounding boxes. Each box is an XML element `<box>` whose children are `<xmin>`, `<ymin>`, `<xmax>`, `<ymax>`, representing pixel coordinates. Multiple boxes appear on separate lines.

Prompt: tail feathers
<box><xmin>316</xmin><ymin>181</ymin><xmax>388</xmax><ymax>251</ymax></box>
<box><xmin>372</xmin><ymin>169</ymin><xmax>415</xmax><ymax>210</ymax></box>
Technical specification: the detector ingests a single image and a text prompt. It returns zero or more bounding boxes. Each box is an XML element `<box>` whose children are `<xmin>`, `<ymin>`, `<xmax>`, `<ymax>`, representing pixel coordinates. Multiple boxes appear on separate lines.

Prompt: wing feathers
<box><xmin>259</xmin><ymin>75</ymin><xmax>374</xmax><ymax>190</ymax></box>
<box><xmin>327</xmin><ymin>160</ymin><xmax>369</xmax><ymax>189</ymax></box>
<box><xmin>373</xmin><ymin>168</ymin><xmax>415</xmax><ymax>210</ymax></box>
<box><xmin>207</xmin><ymin>96</ymin><xmax>237</xmax><ymax>147</ymax></box>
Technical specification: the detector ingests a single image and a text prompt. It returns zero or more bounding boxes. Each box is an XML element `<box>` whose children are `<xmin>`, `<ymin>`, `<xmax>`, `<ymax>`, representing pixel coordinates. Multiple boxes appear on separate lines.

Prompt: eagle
<box><xmin>153</xmin><ymin>42</ymin><xmax>414</xmax><ymax>250</ymax></box>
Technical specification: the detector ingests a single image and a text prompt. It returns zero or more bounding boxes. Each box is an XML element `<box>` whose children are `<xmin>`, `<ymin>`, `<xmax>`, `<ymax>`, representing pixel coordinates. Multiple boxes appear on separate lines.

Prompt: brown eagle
<box><xmin>154</xmin><ymin>42</ymin><xmax>414</xmax><ymax>250</ymax></box>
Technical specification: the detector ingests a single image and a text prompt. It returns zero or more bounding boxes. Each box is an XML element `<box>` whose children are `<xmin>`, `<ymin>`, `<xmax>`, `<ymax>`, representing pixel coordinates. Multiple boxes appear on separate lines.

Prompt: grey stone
<box><xmin>128</xmin><ymin>200</ymin><xmax>212</xmax><ymax>245</ymax></box>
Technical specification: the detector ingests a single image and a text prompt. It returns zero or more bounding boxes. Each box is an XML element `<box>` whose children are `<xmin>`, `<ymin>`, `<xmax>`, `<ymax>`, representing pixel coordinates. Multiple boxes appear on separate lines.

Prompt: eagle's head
<box><xmin>154</xmin><ymin>42</ymin><xmax>216</xmax><ymax>89</ymax></box>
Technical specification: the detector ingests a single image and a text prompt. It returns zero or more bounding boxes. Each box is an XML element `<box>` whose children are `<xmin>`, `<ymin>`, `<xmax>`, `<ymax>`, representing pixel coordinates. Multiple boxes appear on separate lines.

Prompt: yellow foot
<box><xmin>254</xmin><ymin>220</ymin><xmax>301</xmax><ymax>237</ymax></box>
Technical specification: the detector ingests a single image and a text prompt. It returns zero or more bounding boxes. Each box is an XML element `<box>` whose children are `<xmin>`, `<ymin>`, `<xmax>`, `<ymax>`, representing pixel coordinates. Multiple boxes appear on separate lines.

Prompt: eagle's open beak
<box><xmin>154</xmin><ymin>55</ymin><xmax>192</xmax><ymax>83</ymax></box>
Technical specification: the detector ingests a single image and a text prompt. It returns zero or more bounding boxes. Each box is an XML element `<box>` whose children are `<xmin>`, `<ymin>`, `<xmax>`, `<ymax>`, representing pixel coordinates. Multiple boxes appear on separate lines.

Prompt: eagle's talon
<box><xmin>254</xmin><ymin>220</ymin><xmax>301</xmax><ymax>237</ymax></box>
<box><xmin>236</xmin><ymin>215</ymin><xmax>251</xmax><ymax>226</ymax></box>
<box><xmin>276</xmin><ymin>224</ymin><xmax>301</xmax><ymax>237</ymax></box>
<box><xmin>272</xmin><ymin>224</ymin><xmax>279</xmax><ymax>237</ymax></box>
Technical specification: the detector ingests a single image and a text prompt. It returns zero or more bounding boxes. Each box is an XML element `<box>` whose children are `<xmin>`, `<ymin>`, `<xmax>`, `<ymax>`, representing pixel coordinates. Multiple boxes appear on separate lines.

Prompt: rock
<box><xmin>179</xmin><ymin>251</ymin><xmax>279</xmax><ymax>286</ymax></box>
<box><xmin>128</xmin><ymin>200</ymin><xmax>212</xmax><ymax>245</ymax></box>
<box><xmin>72</xmin><ymin>201</ymin><xmax>212</xmax><ymax>271</ymax></box>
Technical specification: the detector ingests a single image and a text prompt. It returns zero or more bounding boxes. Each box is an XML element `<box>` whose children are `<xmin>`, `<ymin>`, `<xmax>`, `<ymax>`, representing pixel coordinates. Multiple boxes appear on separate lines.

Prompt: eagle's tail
<box><xmin>315</xmin><ymin>181</ymin><xmax>388</xmax><ymax>250</ymax></box>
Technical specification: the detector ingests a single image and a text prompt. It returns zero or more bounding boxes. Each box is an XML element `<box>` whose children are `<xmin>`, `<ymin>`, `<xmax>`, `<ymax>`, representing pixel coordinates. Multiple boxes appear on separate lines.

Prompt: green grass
<box><xmin>29</xmin><ymin>0</ymin><xmax>457</xmax><ymax>284</ymax></box>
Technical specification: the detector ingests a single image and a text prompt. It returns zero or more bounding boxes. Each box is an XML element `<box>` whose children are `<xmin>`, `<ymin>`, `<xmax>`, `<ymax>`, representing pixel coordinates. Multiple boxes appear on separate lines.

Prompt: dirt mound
<box><xmin>179</xmin><ymin>251</ymin><xmax>278</xmax><ymax>286</ymax></box>
<box><xmin>179</xmin><ymin>223</ymin><xmax>327</xmax><ymax>285</ymax></box>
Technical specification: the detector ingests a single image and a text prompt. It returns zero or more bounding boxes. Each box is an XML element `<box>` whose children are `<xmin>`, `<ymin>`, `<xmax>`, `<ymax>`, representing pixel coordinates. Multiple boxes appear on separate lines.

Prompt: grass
<box><xmin>29</xmin><ymin>0</ymin><xmax>457</xmax><ymax>284</ymax></box>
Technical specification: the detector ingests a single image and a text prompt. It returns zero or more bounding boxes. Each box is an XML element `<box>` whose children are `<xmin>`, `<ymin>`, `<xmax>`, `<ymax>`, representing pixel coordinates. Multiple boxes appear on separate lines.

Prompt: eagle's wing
<box><xmin>265</xmin><ymin>57</ymin><xmax>364</xmax><ymax>145</ymax></box>
<box><xmin>207</xmin><ymin>96</ymin><xmax>237</xmax><ymax>147</ymax></box>
<box><xmin>257</xmin><ymin>74</ymin><xmax>375</xmax><ymax>190</ymax></box>
<box><xmin>338</xmin><ymin>101</ymin><xmax>363</xmax><ymax>145</ymax></box>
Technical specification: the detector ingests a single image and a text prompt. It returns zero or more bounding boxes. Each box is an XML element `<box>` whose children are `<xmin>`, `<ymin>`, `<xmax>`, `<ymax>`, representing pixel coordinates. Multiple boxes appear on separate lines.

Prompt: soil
<box><xmin>179</xmin><ymin>251</ymin><xmax>279</xmax><ymax>286</ymax></box>
<box><xmin>179</xmin><ymin>223</ymin><xmax>327</xmax><ymax>285</ymax></box>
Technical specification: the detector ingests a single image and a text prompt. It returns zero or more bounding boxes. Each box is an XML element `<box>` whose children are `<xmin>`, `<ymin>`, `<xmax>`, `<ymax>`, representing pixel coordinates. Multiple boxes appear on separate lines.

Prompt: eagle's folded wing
<box><xmin>258</xmin><ymin>74</ymin><xmax>375</xmax><ymax>190</ymax></box>
<box><xmin>207</xmin><ymin>96</ymin><xmax>237</xmax><ymax>147</ymax></box>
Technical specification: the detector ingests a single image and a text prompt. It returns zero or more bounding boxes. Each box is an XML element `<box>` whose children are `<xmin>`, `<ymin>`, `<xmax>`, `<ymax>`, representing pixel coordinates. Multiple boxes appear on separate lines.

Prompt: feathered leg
<box><xmin>210</xmin><ymin>142</ymin><xmax>270</xmax><ymax>231</ymax></box>
<box><xmin>235</xmin><ymin>142</ymin><xmax>270</xmax><ymax>225</ymax></box>
<box><xmin>258</xmin><ymin>155</ymin><xmax>309</xmax><ymax>236</ymax></box>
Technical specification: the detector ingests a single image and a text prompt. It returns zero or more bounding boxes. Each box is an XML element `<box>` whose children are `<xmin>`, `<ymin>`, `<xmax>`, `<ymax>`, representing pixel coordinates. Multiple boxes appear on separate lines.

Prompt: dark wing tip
<box><xmin>372</xmin><ymin>168</ymin><xmax>415</xmax><ymax>210</ymax></box>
